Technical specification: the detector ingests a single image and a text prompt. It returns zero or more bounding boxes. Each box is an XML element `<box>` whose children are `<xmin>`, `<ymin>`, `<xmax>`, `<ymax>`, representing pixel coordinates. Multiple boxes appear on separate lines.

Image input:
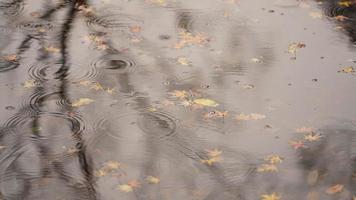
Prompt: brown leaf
<box><xmin>326</xmin><ymin>184</ymin><xmax>344</xmax><ymax>194</ymax></box>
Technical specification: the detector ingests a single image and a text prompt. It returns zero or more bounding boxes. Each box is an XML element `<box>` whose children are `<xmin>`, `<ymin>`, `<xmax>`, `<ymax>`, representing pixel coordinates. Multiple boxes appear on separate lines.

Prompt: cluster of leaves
<box><xmin>289</xmin><ymin>127</ymin><xmax>323</xmax><ymax>150</ymax></box>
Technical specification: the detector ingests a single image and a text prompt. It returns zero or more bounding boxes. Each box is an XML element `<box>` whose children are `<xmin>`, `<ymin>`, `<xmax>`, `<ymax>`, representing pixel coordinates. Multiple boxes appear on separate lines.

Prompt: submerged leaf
<box><xmin>326</xmin><ymin>184</ymin><xmax>344</xmax><ymax>194</ymax></box>
<box><xmin>261</xmin><ymin>192</ymin><xmax>281</xmax><ymax>200</ymax></box>
<box><xmin>146</xmin><ymin>176</ymin><xmax>160</xmax><ymax>184</ymax></box>
<box><xmin>193</xmin><ymin>98</ymin><xmax>219</xmax><ymax>107</ymax></box>
<box><xmin>72</xmin><ymin>98</ymin><xmax>94</xmax><ymax>107</ymax></box>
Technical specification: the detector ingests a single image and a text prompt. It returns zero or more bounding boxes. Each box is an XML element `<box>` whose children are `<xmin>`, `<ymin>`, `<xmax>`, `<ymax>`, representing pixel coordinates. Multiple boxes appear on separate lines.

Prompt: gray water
<box><xmin>0</xmin><ymin>0</ymin><xmax>356</xmax><ymax>199</ymax></box>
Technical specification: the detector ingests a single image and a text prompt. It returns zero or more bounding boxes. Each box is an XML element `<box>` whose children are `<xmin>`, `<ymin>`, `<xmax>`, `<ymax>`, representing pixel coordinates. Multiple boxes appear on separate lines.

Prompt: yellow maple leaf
<box><xmin>146</xmin><ymin>176</ymin><xmax>160</xmax><ymax>184</ymax></box>
<box><xmin>193</xmin><ymin>98</ymin><xmax>219</xmax><ymax>107</ymax></box>
<box><xmin>72</xmin><ymin>98</ymin><xmax>94</xmax><ymax>107</ymax></box>
<box><xmin>105</xmin><ymin>161</ymin><xmax>121</xmax><ymax>170</ymax></box>
<box><xmin>177</xmin><ymin>57</ymin><xmax>191</xmax><ymax>66</ymax></box>
<box><xmin>261</xmin><ymin>192</ymin><xmax>281</xmax><ymax>200</ymax></box>
<box><xmin>23</xmin><ymin>80</ymin><xmax>36</xmax><ymax>88</ymax></box>
<box><xmin>288</xmin><ymin>42</ymin><xmax>306</xmax><ymax>55</ymax></box>
<box><xmin>94</xmin><ymin>169</ymin><xmax>107</xmax><ymax>177</ymax></box>
<box><xmin>338</xmin><ymin>0</ymin><xmax>354</xmax><ymax>7</ymax></box>
<box><xmin>338</xmin><ymin>66</ymin><xmax>355</xmax><ymax>73</ymax></box>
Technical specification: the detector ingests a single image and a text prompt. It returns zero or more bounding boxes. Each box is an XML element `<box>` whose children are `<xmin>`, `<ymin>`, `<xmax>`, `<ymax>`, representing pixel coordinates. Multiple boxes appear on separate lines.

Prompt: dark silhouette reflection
<box><xmin>318</xmin><ymin>0</ymin><xmax>356</xmax><ymax>45</ymax></box>
<box><xmin>0</xmin><ymin>0</ymin><xmax>96</xmax><ymax>199</ymax></box>
<box><xmin>298</xmin><ymin>128</ymin><xmax>356</xmax><ymax>200</ymax></box>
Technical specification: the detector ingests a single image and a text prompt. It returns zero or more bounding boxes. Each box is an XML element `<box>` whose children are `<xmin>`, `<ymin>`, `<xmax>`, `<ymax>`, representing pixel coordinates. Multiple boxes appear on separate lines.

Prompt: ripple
<box><xmin>0</xmin><ymin>0</ymin><xmax>24</xmax><ymax>17</ymax></box>
<box><xmin>92</xmin><ymin>54</ymin><xmax>136</xmax><ymax>73</ymax></box>
<box><xmin>28</xmin><ymin>63</ymin><xmax>50</xmax><ymax>81</ymax></box>
<box><xmin>137</xmin><ymin>111</ymin><xmax>178</xmax><ymax>139</ymax></box>
<box><xmin>86</xmin><ymin>13</ymin><xmax>142</xmax><ymax>32</ymax></box>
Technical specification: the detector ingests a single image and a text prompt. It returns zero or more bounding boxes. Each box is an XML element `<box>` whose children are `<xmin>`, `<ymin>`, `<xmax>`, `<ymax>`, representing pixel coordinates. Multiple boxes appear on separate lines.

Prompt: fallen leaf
<box><xmin>338</xmin><ymin>66</ymin><xmax>355</xmax><ymax>73</ymax></box>
<box><xmin>94</xmin><ymin>169</ymin><xmax>107</xmax><ymax>177</ymax></box>
<box><xmin>257</xmin><ymin>164</ymin><xmax>278</xmax><ymax>173</ymax></box>
<box><xmin>105</xmin><ymin>161</ymin><xmax>121</xmax><ymax>170</ymax></box>
<box><xmin>296</xmin><ymin>127</ymin><xmax>315</xmax><ymax>133</ymax></box>
<box><xmin>169</xmin><ymin>90</ymin><xmax>188</xmax><ymax>99</ymax></box>
<box><xmin>304</xmin><ymin>133</ymin><xmax>323</xmax><ymax>142</ymax></box>
<box><xmin>338</xmin><ymin>0</ymin><xmax>354</xmax><ymax>7</ymax></box>
<box><xmin>44</xmin><ymin>46</ymin><xmax>60</xmax><ymax>53</ymax></box>
<box><xmin>203</xmin><ymin>110</ymin><xmax>228</xmax><ymax>120</ymax></box>
<box><xmin>72</xmin><ymin>98</ymin><xmax>94</xmax><ymax>107</ymax></box>
<box><xmin>326</xmin><ymin>184</ymin><xmax>344</xmax><ymax>194</ymax></box>
<box><xmin>236</xmin><ymin>113</ymin><xmax>266</xmax><ymax>121</ymax></box>
<box><xmin>127</xmin><ymin>180</ymin><xmax>140</xmax><ymax>188</ymax></box>
<box><xmin>118</xmin><ymin>184</ymin><xmax>133</xmax><ymax>192</ymax></box>
<box><xmin>175</xmin><ymin>30</ymin><xmax>209</xmax><ymax>49</ymax></box>
<box><xmin>309</xmin><ymin>11</ymin><xmax>323</xmax><ymax>19</ymax></box>
<box><xmin>206</xmin><ymin>149</ymin><xmax>222</xmax><ymax>157</ymax></box>
<box><xmin>307</xmin><ymin>170</ymin><xmax>319</xmax><ymax>186</ymax></box>
<box><xmin>107</xmin><ymin>88</ymin><xmax>114</xmax><ymax>94</ymax></box>
<box><xmin>289</xmin><ymin>140</ymin><xmax>306</xmax><ymax>150</ymax></box>
<box><xmin>23</xmin><ymin>80</ymin><xmax>36</xmax><ymax>88</ymax></box>
<box><xmin>193</xmin><ymin>98</ymin><xmax>219</xmax><ymax>107</ymax></box>
<box><xmin>201</xmin><ymin>156</ymin><xmax>220</xmax><ymax>166</ymax></box>
<box><xmin>264</xmin><ymin>155</ymin><xmax>283</xmax><ymax>164</ymax></box>
<box><xmin>334</xmin><ymin>15</ymin><xmax>349</xmax><ymax>21</ymax></box>
<box><xmin>251</xmin><ymin>57</ymin><xmax>263</xmax><ymax>63</ymax></box>
<box><xmin>90</xmin><ymin>82</ymin><xmax>104</xmax><ymax>91</ymax></box>
<box><xmin>3</xmin><ymin>54</ymin><xmax>18</xmax><ymax>62</ymax></box>
<box><xmin>261</xmin><ymin>192</ymin><xmax>281</xmax><ymax>200</ymax></box>
<box><xmin>288</xmin><ymin>42</ymin><xmax>306</xmax><ymax>55</ymax></box>
<box><xmin>146</xmin><ymin>176</ymin><xmax>160</xmax><ymax>184</ymax></box>
<box><xmin>177</xmin><ymin>57</ymin><xmax>191</xmax><ymax>66</ymax></box>
<box><xmin>130</xmin><ymin>25</ymin><xmax>142</xmax><ymax>33</ymax></box>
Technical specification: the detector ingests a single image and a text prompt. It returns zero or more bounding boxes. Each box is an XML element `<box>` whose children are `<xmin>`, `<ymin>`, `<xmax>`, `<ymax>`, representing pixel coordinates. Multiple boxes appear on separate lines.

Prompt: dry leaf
<box><xmin>236</xmin><ymin>113</ymin><xmax>266</xmax><ymax>121</ymax></box>
<box><xmin>326</xmin><ymin>184</ymin><xmax>344</xmax><ymax>194</ymax></box>
<box><xmin>338</xmin><ymin>0</ymin><xmax>354</xmax><ymax>7</ymax></box>
<box><xmin>203</xmin><ymin>110</ymin><xmax>228</xmax><ymax>120</ymax></box>
<box><xmin>307</xmin><ymin>170</ymin><xmax>319</xmax><ymax>186</ymax></box>
<box><xmin>169</xmin><ymin>90</ymin><xmax>188</xmax><ymax>99</ymax></box>
<box><xmin>177</xmin><ymin>57</ymin><xmax>191</xmax><ymax>66</ymax></box>
<box><xmin>193</xmin><ymin>98</ymin><xmax>219</xmax><ymax>107</ymax></box>
<box><xmin>175</xmin><ymin>30</ymin><xmax>209</xmax><ymax>49</ymax></box>
<box><xmin>289</xmin><ymin>140</ymin><xmax>306</xmax><ymax>150</ymax></box>
<box><xmin>261</xmin><ymin>192</ymin><xmax>281</xmax><ymax>200</ymax></box>
<box><xmin>201</xmin><ymin>156</ymin><xmax>220</xmax><ymax>166</ymax></box>
<box><xmin>118</xmin><ymin>184</ymin><xmax>133</xmax><ymax>192</ymax></box>
<box><xmin>309</xmin><ymin>11</ymin><xmax>323</xmax><ymax>19</ymax></box>
<box><xmin>72</xmin><ymin>98</ymin><xmax>94</xmax><ymax>107</ymax></box>
<box><xmin>288</xmin><ymin>42</ymin><xmax>306</xmax><ymax>55</ymax></box>
<box><xmin>3</xmin><ymin>54</ymin><xmax>18</xmax><ymax>62</ymax></box>
<box><xmin>257</xmin><ymin>164</ymin><xmax>278</xmax><ymax>173</ymax></box>
<box><xmin>296</xmin><ymin>127</ymin><xmax>315</xmax><ymax>133</ymax></box>
<box><xmin>206</xmin><ymin>149</ymin><xmax>222</xmax><ymax>157</ymax></box>
<box><xmin>304</xmin><ymin>133</ymin><xmax>323</xmax><ymax>142</ymax></box>
<box><xmin>130</xmin><ymin>25</ymin><xmax>142</xmax><ymax>33</ymax></box>
<box><xmin>146</xmin><ymin>176</ymin><xmax>160</xmax><ymax>184</ymax></box>
<box><xmin>94</xmin><ymin>169</ymin><xmax>107</xmax><ymax>177</ymax></box>
<box><xmin>264</xmin><ymin>155</ymin><xmax>283</xmax><ymax>164</ymax></box>
<box><xmin>338</xmin><ymin>66</ymin><xmax>355</xmax><ymax>73</ymax></box>
<box><xmin>44</xmin><ymin>46</ymin><xmax>60</xmax><ymax>53</ymax></box>
<box><xmin>23</xmin><ymin>80</ymin><xmax>36</xmax><ymax>88</ymax></box>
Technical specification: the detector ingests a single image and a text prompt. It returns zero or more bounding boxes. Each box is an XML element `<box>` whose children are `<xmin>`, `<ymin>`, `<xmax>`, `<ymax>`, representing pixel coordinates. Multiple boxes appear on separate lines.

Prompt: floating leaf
<box><xmin>289</xmin><ymin>140</ymin><xmax>306</xmax><ymax>150</ymax></box>
<box><xmin>338</xmin><ymin>66</ymin><xmax>355</xmax><ymax>73</ymax></box>
<box><xmin>177</xmin><ymin>57</ymin><xmax>191</xmax><ymax>66</ymax></box>
<box><xmin>193</xmin><ymin>98</ymin><xmax>219</xmax><ymax>107</ymax></box>
<box><xmin>118</xmin><ymin>184</ymin><xmax>133</xmax><ymax>192</ymax></box>
<box><xmin>326</xmin><ymin>184</ymin><xmax>344</xmax><ymax>194</ymax></box>
<box><xmin>288</xmin><ymin>42</ymin><xmax>306</xmax><ymax>55</ymax></box>
<box><xmin>203</xmin><ymin>110</ymin><xmax>228</xmax><ymax>120</ymax></box>
<box><xmin>334</xmin><ymin>15</ymin><xmax>349</xmax><ymax>21</ymax></box>
<box><xmin>309</xmin><ymin>11</ymin><xmax>323</xmax><ymax>19</ymax></box>
<box><xmin>296</xmin><ymin>127</ymin><xmax>315</xmax><ymax>133</ymax></box>
<box><xmin>175</xmin><ymin>30</ymin><xmax>209</xmax><ymax>49</ymax></box>
<box><xmin>304</xmin><ymin>133</ymin><xmax>323</xmax><ymax>142</ymax></box>
<box><xmin>72</xmin><ymin>98</ymin><xmax>94</xmax><ymax>107</ymax></box>
<box><xmin>236</xmin><ymin>113</ymin><xmax>266</xmax><ymax>121</ymax></box>
<box><xmin>257</xmin><ymin>164</ymin><xmax>278</xmax><ymax>173</ymax></box>
<box><xmin>201</xmin><ymin>157</ymin><xmax>220</xmax><ymax>166</ymax></box>
<box><xmin>105</xmin><ymin>161</ymin><xmax>121</xmax><ymax>170</ymax></box>
<box><xmin>206</xmin><ymin>149</ymin><xmax>222</xmax><ymax>157</ymax></box>
<box><xmin>3</xmin><ymin>54</ymin><xmax>18</xmax><ymax>62</ymax></box>
<box><xmin>338</xmin><ymin>0</ymin><xmax>354</xmax><ymax>7</ymax></box>
<box><xmin>169</xmin><ymin>90</ymin><xmax>188</xmax><ymax>99</ymax></box>
<box><xmin>146</xmin><ymin>176</ymin><xmax>160</xmax><ymax>184</ymax></box>
<box><xmin>261</xmin><ymin>192</ymin><xmax>281</xmax><ymax>200</ymax></box>
<box><xmin>44</xmin><ymin>46</ymin><xmax>60</xmax><ymax>53</ymax></box>
<box><xmin>23</xmin><ymin>80</ymin><xmax>36</xmax><ymax>88</ymax></box>
<box><xmin>130</xmin><ymin>25</ymin><xmax>142</xmax><ymax>33</ymax></box>
<box><xmin>264</xmin><ymin>155</ymin><xmax>283</xmax><ymax>164</ymax></box>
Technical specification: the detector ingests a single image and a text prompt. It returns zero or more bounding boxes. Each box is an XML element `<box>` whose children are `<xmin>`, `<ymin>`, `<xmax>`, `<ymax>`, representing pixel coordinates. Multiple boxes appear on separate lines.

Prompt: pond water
<box><xmin>0</xmin><ymin>0</ymin><xmax>356</xmax><ymax>199</ymax></box>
